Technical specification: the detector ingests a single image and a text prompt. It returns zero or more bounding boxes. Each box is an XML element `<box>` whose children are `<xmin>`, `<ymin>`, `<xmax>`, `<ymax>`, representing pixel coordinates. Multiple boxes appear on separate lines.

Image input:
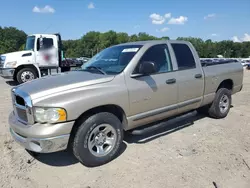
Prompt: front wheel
<box><xmin>16</xmin><ymin>68</ymin><xmax>38</xmax><ymax>84</ymax></box>
<box><xmin>72</xmin><ymin>112</ymin><xmax>123</xmax><ymax>167</ymax></box>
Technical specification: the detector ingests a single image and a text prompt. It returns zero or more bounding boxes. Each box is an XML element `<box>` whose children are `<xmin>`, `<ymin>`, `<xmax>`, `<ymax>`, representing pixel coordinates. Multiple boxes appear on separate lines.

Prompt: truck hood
<box><xmin>15</xmin><ymin>71</ymin><xmax>115</xmax><ymax>100</ymax></box>
<box><xmin>2</xmin><ymin>50</ymin><xmax>33</xmax><ymax>62</ymax></box>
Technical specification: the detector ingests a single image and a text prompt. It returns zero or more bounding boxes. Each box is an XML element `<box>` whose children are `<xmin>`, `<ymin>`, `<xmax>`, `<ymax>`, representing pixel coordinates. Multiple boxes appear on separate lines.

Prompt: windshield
<box><xmin>25</xmin><ymin>36</ymin><xmax>35</xmax><ymax>51</ymax></box>
<box><xmin>82</xmin><ymin>45</ymin><xmax>142</xmax><ymax>74</ymax></box>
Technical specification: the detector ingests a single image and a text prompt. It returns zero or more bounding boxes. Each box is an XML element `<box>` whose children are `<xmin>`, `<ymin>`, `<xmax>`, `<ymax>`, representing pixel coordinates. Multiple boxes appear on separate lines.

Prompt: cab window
<box><xmin>171</xmin><ymin>43</ymin><xmax>196</xmax><ymax>70</ymax></box>
<box><xmin>134</xmin><ymin>44</ymin><xmax>173</xmax><ymax>74</ymax></box>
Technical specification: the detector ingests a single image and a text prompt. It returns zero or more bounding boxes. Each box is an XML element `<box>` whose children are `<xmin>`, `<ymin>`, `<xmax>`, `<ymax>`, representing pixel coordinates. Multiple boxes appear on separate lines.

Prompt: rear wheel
<box><xmin>72</xmin><ymin>112</ymin><xmax>123</xmax><ymax>167</ymax></box>
<box><xmin>198</xmin><ymin>88</ymin><xmax>232</xmax><ymax>118</ymax></box>
<box><xmin>16</xmin><ymin>68</ymin><xmax>38</xmax><ymax>84</ymax></box>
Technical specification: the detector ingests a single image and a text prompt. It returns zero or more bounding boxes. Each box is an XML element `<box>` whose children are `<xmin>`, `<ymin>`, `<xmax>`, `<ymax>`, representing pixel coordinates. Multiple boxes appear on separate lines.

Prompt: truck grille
<box><xmin>11</xmin><ymin>89</ymin><xmax>34</xmax><ymax>125</ymax></box>
<box><xmin>16</xmin><ymin>108</ymin><xmax>28</xmax><ymax>122</ymax></box>
<box><xmin>16</xmin><ymin>96</ymin><xmax>25</xmax><ymax>106</ymax></box>
<box><xmin>0</xmin><ymin>55</ymin><xmax>5</xmax><ymax>67</ymax></box>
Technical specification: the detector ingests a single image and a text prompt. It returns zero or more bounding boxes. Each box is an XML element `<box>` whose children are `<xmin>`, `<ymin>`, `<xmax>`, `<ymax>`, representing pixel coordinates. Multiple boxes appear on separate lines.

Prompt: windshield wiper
<box><xmin>85</xmin><ymin>66</ymin><xmax>106</xmax><ymax>75</ymax></box>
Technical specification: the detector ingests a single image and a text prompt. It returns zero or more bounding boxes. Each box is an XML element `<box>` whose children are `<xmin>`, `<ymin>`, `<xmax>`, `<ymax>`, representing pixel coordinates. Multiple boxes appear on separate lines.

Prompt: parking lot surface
<box><xmin>0</xmin><ymin>72</ymin><xmax>250</xmax><ymax>188</ymax></box>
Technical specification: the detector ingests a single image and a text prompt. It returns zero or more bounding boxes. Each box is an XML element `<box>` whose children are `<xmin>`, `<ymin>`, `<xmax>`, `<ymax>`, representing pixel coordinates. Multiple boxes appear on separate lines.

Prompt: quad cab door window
<box><xmin>134</xmin><ymin>44</ymin><xmax>173</xmax><ymax>74</ymax></box>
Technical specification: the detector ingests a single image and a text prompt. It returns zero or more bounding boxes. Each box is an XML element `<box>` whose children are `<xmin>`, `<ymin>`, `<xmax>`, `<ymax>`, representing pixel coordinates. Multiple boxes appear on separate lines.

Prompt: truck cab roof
<box><xmin>28</xmin><ymin>34</ymin><xmax>57</xmax><ymax>38</ymax></box>
<box><xmin>114</xmin><ymin>40</ymin><xmax>191</xmax><ymax>47</ymax></box>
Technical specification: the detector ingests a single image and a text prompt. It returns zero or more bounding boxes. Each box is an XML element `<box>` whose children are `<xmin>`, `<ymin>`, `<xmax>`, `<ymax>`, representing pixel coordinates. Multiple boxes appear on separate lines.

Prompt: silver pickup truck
<box><xmin>9</xmin><ymin>40</ymin><xmax>243</xmax><ymax>167</ymax></box>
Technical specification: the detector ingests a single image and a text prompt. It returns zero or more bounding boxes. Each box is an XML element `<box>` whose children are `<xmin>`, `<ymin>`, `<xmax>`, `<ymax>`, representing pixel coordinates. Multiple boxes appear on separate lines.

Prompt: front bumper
<box><xmin>9</xmin><ymin>112</ymin><xmax>75</xmax><ymax>153</ymax></box>
<box><xmin>0</xmin><ymin>68</ymin><xmax>15</xmax><ymax>79</ymax></box>
<box><xmin>10</xmin><ymin>128</ymin><xmax>70</xmax><ymax>153</ymax></box>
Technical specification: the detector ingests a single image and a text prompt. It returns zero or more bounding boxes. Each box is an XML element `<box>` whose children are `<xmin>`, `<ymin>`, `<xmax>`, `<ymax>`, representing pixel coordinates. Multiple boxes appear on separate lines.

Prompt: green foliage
<box><xmin>0</xmin><ymin>26</ymin><xmax>250</xmax><ymax>58</ymax></box>
<box><xmin>63</xmin><ymin>33</ymin><xmax>250</xmax><ymax>58</ymax></box>
<box><xmin>0</xmin><ymin>26</ymin><xmax>27</xmax><ymax>54</ymax></box>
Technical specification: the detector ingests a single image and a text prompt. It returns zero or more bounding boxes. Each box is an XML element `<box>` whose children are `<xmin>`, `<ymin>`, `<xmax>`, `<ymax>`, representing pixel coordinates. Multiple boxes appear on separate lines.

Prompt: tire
<box><xmin>207</xmin><ymin>88</ymin><xmax>232</xmax><ymax>118</ymax></box>
<box><xmin>61</xmin><ymin>67</ymin><xmax>70</xmax><ymax>72</ymax></box>
<box><xmin>72</xmin><ymin>112</ymin><xmax>124</xmax><ymax>167</ymax></box>
<box><xmin>16</xmin><ymin>68</ymin><xmax>38</xmax><ymax>84</ymax></box>
<box><xmin>13</xmin><ymin>76</ymin><xmax>18</xmax><ymax>82</ymax></box>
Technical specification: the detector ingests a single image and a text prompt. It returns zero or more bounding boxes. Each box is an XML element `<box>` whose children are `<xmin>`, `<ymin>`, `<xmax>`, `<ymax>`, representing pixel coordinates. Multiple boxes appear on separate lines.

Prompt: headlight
<box><xmin>5</xmin><ymin>61</ymin><xmax>17</xmax><ymax>68</ymax></box>
<box><xmin>34</xmin><ymin>107</ymin><xmax>67</xmax><ymax>124</ymax></box>
<box><xmin>0</xmin><ymin>56</ymin><xmax>6</xmax><ymax>62</ymax></box>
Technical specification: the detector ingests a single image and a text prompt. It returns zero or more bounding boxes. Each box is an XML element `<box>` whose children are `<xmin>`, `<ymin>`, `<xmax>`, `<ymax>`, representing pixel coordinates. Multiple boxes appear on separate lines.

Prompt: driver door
<box><xmin>35</xmin><ymin>36</ymin><xmax>59</xmax><ymax>67</ymax></box>
<box><xmin>126</xmin><ymin>44</ymin><xmax>178</xmax><ymax>127</ymax></box>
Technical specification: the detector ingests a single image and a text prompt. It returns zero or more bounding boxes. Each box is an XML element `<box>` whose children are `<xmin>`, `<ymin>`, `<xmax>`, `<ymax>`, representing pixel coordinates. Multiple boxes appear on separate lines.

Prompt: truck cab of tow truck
<box><xmin>0</xmin><ymin>33</ymin><xmax>71</xmax><ymax>84</ymax></box>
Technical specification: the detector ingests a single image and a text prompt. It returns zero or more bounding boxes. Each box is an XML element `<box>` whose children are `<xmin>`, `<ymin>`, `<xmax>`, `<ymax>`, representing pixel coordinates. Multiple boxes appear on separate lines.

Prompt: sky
<box><xmin>0</xmin><ymin>0</ymin><xmax>249</xmax><ymax>41</ymax></box>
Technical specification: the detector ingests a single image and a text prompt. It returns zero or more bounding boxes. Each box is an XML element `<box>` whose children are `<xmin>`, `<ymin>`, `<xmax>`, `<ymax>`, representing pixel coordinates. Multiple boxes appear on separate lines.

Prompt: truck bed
<box><xmin>201</xmin><ymin>60</ymin><xmax>243</xmax><ymax>107</ymax></box>
<box><xmin>201</xmin><ymin>59</ymin><xmax>240</xmax><ymax>67</ymax></box>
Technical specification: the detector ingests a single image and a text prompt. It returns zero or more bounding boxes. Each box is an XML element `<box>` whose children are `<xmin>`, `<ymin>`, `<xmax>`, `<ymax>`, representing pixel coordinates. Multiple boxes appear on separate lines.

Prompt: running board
<box><xmin>129</xmin><ymin>110</ymin><xmax>197</xmax><ymax>135</ymax></box>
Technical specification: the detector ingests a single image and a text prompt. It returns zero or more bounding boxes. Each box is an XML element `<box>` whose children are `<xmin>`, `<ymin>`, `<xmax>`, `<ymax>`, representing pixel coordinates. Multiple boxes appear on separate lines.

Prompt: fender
<box><xmin>14</xmin><ymin>64</ymin><xmax>41</xmax><ymax>78</ymax></box>
<box><xmin>33</xmin><ymin>64</ymin><xmax>41</xmax><ymax>78</ymax></box>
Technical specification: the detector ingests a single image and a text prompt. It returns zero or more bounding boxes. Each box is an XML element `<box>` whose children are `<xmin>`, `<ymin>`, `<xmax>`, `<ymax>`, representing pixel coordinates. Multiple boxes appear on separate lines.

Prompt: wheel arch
<box><xmin>68</xmin><ymin>104</ymin><xmax>127</xmax><ymax>150</ymax></box>
<box><xmin>14</xmin><ymin>64</ymin><xmax>41</xmax><ymax>80</ymax></box>
<box><xmin>216</xmin><ymin>79</ymin><xmax>234</xmax><ymax>92</ymax></box>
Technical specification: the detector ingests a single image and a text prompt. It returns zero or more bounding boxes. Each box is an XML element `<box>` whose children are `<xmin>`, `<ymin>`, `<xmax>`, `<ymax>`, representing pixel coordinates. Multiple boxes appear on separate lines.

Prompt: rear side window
<box><xmin>171</xmin><ymin>43</ymin><xmax>196</xmax><ymax>70</ymax></box>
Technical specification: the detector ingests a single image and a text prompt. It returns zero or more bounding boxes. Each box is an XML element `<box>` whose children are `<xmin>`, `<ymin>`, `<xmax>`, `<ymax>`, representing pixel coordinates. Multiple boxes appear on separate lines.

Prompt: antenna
<box><xmin>43</xmin><ymin>24</ymin><xmax>52</xmax><ymax>33</ymax></box>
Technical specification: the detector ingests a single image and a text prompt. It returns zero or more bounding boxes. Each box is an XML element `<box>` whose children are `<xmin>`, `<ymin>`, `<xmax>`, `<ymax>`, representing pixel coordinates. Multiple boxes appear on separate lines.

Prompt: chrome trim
<box><xmin>132</xmin><ymin>98</ymin><xmax>201</xmax><ymax>121</ymax></box>
<box><xmin>178</xmin><ymin>98</ymin><xmax>201</xmax><ymax>108</ymax></box>
<box><xmin>15</xmin><ymin>103</ymin><xmax>26</xmax><ymax>110</ymax></box>
<box><xmin>133</xmin><ymin>104</ymin><xmax>178</xmax><ymax>121</ymax></box>
<box><xmin>11</xmin><ymin>88</ymin><xmax>34</xmax><ymax>125</ymax></box>
<box><xmin>0</xmin><ymin>68</ymin><xmax>15</xmax><ymax>78</ymax></box>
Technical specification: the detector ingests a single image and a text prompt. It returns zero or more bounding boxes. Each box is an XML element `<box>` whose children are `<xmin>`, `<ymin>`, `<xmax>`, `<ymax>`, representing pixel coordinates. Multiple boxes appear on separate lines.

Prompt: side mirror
<box><xmin>39</xmin><ymin>36</ymin><xmax>44</xmax><ymax>50</ymax></box>
<box><xmin>138</xmin><ymin>61</ymin><xmax>157</xmax><ymax>75</ymax></box>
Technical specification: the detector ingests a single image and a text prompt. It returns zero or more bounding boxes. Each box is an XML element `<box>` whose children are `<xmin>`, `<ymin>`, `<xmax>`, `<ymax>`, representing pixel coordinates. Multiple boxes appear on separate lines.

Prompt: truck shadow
<box><xmin>30</xmin><ymin>142</ymin><xmax>127</xmax><ymax>167</ymax></box>
<box><xmin>124</xmin><ymin>111</ymin><xmax>206</xmax><ymax>144</ymax></box>
<box><xmin>5</xmin><ymin>80</ymin><xmax>19</xmax><ymax>86</ymax></box>
<box><xmin>30</xmin><ymin>111</ymin><xmax>205</xmax><ymax>167</ymax></box>
<box><xmin>31</xmin><ymin>150</ymin><xmax>79</xmax><ymax>166</ymax></box>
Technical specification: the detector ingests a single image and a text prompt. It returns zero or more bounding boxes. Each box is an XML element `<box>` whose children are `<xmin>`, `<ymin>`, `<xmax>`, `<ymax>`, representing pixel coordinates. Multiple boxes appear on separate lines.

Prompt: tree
<box><xmin>100</xmin><ymin>30</ymin><xmax>118</xmax><ymax>49</ymax></box>
<box><xmin>129</xmin><ymin>34</ymin><xmax>138</xmax><ymax>42</ymax></box>
<box><xmin>116</xmin><ymin>32</ymin><xmax>129</xmax><ymax>44</ymax></box>
<box><xmin>77</xmin><ymin>31</ymin><xmax>102</xmax><ymax>57</ymax></box>
<box><xmin>160</xmin><ymin>36</ymin><xmax>170</xmax><ymax>40</ymax></box>
<box><xmin>0</xmin><ymin>26</ymin><xmax>27</xmax><ymax>54</ymax></box>
<box><xmin>0</xmin><ymin>26</ymin><xmax>249</xmax><ymax>58</ymax></box>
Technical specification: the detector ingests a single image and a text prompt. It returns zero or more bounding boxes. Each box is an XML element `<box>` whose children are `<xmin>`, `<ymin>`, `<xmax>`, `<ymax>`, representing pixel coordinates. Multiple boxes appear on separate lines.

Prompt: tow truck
<box><xmin>0</xmin><ymin>33</ymin><xmax>83</xmax><ymax>84</ymax></box>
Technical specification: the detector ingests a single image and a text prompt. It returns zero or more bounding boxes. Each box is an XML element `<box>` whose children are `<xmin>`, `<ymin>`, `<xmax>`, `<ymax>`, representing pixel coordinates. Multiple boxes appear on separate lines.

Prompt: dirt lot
<box><xmin>0</xmin><ymin>71</ymin><xmax>250</xmax><ymax>188</ymax></box>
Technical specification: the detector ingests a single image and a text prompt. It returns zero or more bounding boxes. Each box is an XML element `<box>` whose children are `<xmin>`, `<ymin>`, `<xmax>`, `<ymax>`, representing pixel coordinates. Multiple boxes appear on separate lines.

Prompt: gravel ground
<box><xmin>0</xmin><ymin>71</ymin><xmax>250</xmax><ymax>188</ymax></box>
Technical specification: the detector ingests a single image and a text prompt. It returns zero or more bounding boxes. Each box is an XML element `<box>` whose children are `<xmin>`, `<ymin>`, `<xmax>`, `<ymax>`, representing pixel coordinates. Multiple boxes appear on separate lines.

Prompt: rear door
<box><xmin>169</xmin><ymin>42</ymin><xmax>204</xmax><ymax>114</ymax></box>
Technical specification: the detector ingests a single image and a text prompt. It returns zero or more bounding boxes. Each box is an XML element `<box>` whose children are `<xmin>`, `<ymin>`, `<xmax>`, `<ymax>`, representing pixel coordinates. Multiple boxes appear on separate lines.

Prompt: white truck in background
<box><xmin>0</xmin><ymin>33</ymin><xmax>83</xmax><ymax>84</ymax></box>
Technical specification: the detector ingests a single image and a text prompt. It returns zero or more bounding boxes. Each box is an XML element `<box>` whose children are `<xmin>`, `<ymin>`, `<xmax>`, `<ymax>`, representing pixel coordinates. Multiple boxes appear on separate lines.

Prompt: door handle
<box><xmin>166</xmin><ymin>78</ymin><xmax>176</xmax><ymax>84</ymax></box>
<box><xmin>195</xmin><ymin>74</ymin><xmax>202</xmax><ymax>79</ymax></box>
